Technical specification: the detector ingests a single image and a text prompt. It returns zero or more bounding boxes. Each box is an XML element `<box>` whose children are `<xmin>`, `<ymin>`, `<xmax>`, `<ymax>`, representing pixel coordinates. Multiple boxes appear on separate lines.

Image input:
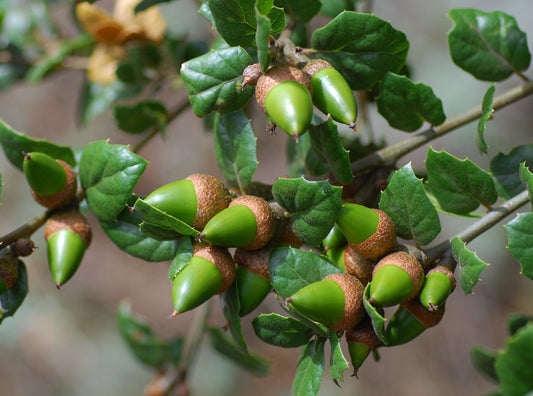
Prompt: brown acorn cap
<box><xmin>345</xmin><ymin>316</ymin><xmax>382</xmax><ymax>350</ymax></box>
<box><xmin>13</xmin><ymin>238</ymin><xmax>36</xmax><ymax>257</ymax></box>
<box><xmin>426</xmin><ymin>266</ymin><xmax>456</xmax><ymax>292</ymax></box>
<box><xmin>255</xmin><ymin>64</ymin><xmax>311</xmax><ymax>113</ymax></box>
<box><xmin>349</xmin><ymin>209</ymin><xmax>397</xmax><ymax>261</ymax></box>
<box><xmin>401</xmin><ymin>298</ymin><xmax>445</xmax><ymax>329</ymax></box>
<box><xmin>372</xmin><ymin>251</ymin><xmax>424</xmax><ymax>301</ymax></box>
<box><xmin>324</xmin><ymin>273</ymin><xmax>365</xmax><ymax>332</ymax></box>
<box><xmin>44</xmin><ymin>209</ymin><xmax>92</xmax><ymax>247</ymax></box>
<box><xmin>302</xmin><ymin>59</ymin><xmax>333</xmax><ymax>78</ymax></box>
<box><xmin>230</xmin><ymin>195</ymin><xmax>277</xmax><ymax>250</ymax></box>
<box><xmin>277</xmin><ymin>218</ymin><xmax>304</xmax><ymax>248</ymax></box>
<box><xmin>32</xmin><ymin>160</ymin><xmax>77</xmax><ymax>209</ymax></box>
<box><xmin>0</xmin><ymin>255</ymin><xmax>19</xmax><ymax>289</ymax></box>
<box><xmin>186</xmin><ymin>174</ymin><xmax>232</xmax><ymax>230</ymax></box>
<box><xmin>234</xmin><ymin>244</ymin><xmax>272</xmax><ymax>280</ymax></box>
<box><xmin>343</xmin><ymin>244</ymin><xmax>376</xmax><ymax>285</ymax></box>
<box><xmin>193</xmin><ymin>243</ymin><xmax>235</xmax><ymax>294</ymax></box>
<box><xmin>242</xmin><ymin>63</ymin><xmax>263</xmax><ymax>88</ymax></box>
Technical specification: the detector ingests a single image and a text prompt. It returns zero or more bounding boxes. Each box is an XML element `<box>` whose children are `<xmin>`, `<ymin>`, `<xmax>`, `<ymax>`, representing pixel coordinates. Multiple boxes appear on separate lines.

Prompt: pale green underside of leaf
<box><xmin>451</xmin><ymin>237</ymin><xmax>490</xmax><ymax>294</ymax></box>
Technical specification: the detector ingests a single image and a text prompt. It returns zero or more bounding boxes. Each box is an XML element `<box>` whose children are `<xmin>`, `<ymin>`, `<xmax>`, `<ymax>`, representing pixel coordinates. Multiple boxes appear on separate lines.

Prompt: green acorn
<box><xmin>385</xmin><ymin>299</ymin><xmax>445</xmax><ymax>346</ymax></box>
<box><xmin>172</xmin><ymin>244</ymin><xmax>235</xmax><ymax>316</ymax></box>
<box><xmin>323</xmin><ymin>223</ymin><xmax>347</xmax><ymax>251</ymax></box>
<box><xmin>144</xmin><ymin>173</ymin><xmax>231</xmax><ymax>230</ymax></box>
<box><xmin>325</xmin><ymin>246</ymin><xmax>346</xmax><ymax>271</ymax></box>
<box><xmin>419</xmin><ymin>266</ymin><xmax>456</xmax><ymax>311</ymax></box>
<box><xmin>44</xmin><ymin>209</ymin><xmax>92</xmax><ymax>287</ymax></box>
<box><xmin>234</xmin><ymin>245</ymin><xmax>273</xmax><ymax>316</ymax></box>
<box><xmin>369</xmin><ymin>251</ymin><xmax>424</xmax><ymax>307</ymax></box>
<box><xmin>287</xmin><ymin>273</ymin><xmax>365</xmax><ymax>331</ymax></box>
<box><xmin>303</xmin><ymin>59</ymin><xmax>358</xmax><ymax>129</ymax></box>
<box><xmin>337</xmin><ymin>204</ymin><xmax>397</xmax><ymax>261</ymax></box>
<box><xmin>255</xmin><ymin>64</ymin><xmax>313</xmax><ymax>140</ymax></box>
<box><xmin>346</xmin><ymin>317</ymin><xmax>382</xmax><ymax>377</ymax></box>
<box><xmin>343</xmin><ymin>243</ymin><xmax>375</xmax><ymax>285</ymax></box>
<box><xmin>201</xmin><ymin>195</ymin><xmax>277</xmax><ymax>250</ymax></box>
<box><xmin>23</xmin><ymin>152</ymin><xmax>77</xmax><ymax>209</ymax></box>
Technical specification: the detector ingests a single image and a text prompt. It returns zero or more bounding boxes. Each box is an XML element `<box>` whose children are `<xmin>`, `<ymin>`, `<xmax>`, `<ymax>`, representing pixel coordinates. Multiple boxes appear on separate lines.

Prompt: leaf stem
<box><xmin>351</xmin><ymin>80</ymin><xmax>533</xmax><ymax>173</ymax></box>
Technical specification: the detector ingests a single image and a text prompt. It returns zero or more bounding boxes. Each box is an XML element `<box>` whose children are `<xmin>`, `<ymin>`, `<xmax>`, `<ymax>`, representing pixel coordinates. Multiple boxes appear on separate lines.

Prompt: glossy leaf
<box><xmin>377</xmin><ymin>73</ymin><xmax>446</xmax><ymax>132</ymax></box>
<box><xmin>272</xmin><ymin>177</ymin><xmax>342</xmax><ymax>246</ymax></box>
<box><xmin>269</xmin><ymin>246</ymin><xmax>342</xmax><ymax>299</ymax></box>
<box><xmin>0</xmin><ymin>120</ymin><xmax>76</xmax><ymax>170</ymax></box>
<box><xmin>220</xmin><ymin>282</ymin><xmax>248</xmax><ymax>353</ymax></box>
<box><xmin>134</xmin><ymin>198</ymin><xmax>200</xmax><ymax>237</ymax></box>
<box><xmin>114</xmin><ymin>101</ymin><xmax>167</xmax><ymax>134</ymax></box>
<box><xmin>362</xmin><ymin>283</ymin><xmax>387</xmax><ymax>344</ymax></box>
<box><xmin>329</xmin><ymin>334</ymin><xmax>349</xmax><ymax>384</ymax></box>
<box><xmin>0</xmin><ymin>260</ymin><xmax>27</xmax><ymax>325</ymax></box>
<box><xmin>275</xmin><ymin>0</ymin><xmax>321</xmax><ymax>24</ymax></box>
<box><xmin>308</xmin><ymin>120</ymin><xmax>353</xmax><ymax>185</ymax></box>
<box><xmin>292</xmin><ymin>338</ymin><xmax>325</xmax><ymax>396</ymax></box>
<box><xmin>287</xmin><ymin>133</ymin><xmax>329</xmax><ymax>178</ymax></box>
<box><xmin>208</xmin><ymin>327</ymin><xmax>270</xmax><ymax>375</ymax></box>
<box><xmin>519</xmin><ymin>163</ymin><xmax>533</xmax><ymax>208</ymax></box>
<box><xmin>506</xmin><ymin>213</ymin><xmax>533</xmax><ymax>280</ymax></box>
<box><xmin>100</xmin><ymin>204</ymin><xmax>180</xmax><ymax>262</ymax></box>
<box><xmin>451</xmin><ymin>237</ymin><xmax>489</xmax><ymax>294</ymax></box>
<box><xmin>255</xmin><ymin>3</ymin><xmax>272</xmax><ymax>72</ymax></box>
<box><xmin>252</xmin><ymin>313</ymin><xmax>313</xmax><ymax>348</ymax></box>
<box><xmin>491</xmin><ymin>145</ymin><xmax>533</xmax><ymax>199</ymax></box>
<box><xmin>180</xmin><ymin>47</ymin><xmax>255</xmax><ymax>117</ymax></box>
<box><xmin>426</xmin><ymin>148</ymin><xmax>498</xmax><ymax>215</ymax></box>
<box><xmin>214</xmin><ymin>110</ymin><xmax>258</xmax><ymax>191</ymax></box>
<box><xmin>379</xmin><ymin>163</ymin><xmax>441</xmax><ymax>246</ymax></box>
<box><xmin>311</xmin><ymin>11</ymin><xmax>409</xmax><ymax>90</ymax></box>
<box><xmin>319</xmin><ymin>0</ymin><xmax>360</xmax><ymax>18</ymax></box>
<box><xmin>117</xmin><ymin>301</ymin><xmax>183</xmax><ymax>368</ymax></box>
<box><xmin>448</xmin><ymin>9</ymin><xmax>531</xmax><ymax>81</ymax></box>
<box><xmin>471</xmin><ymin>345</ymin><xmax>498</xmax><ymax>382</ymax></box>
<box><xmin>208</xmin><ymin>0</ymin><xmax>285</xmax><ymax>48</ymax></box>
<box><xmin>495</xmin><ymin>323</ymin><xmax>533</xmax><ymax>395</ymax></box>
<box><xmin>79</xmin><ymin>141</ymin><xmax>148</xmax><ymax>222</ymax></box>
<box><xmin>477</xmin><ymin>84</ymin><xmax>495</xmax><ymax>154</ymax></box>
<box><xmin>167</xmin><ymin>237</ymin><xmax>194</xmax><ymax>282</ymax></box>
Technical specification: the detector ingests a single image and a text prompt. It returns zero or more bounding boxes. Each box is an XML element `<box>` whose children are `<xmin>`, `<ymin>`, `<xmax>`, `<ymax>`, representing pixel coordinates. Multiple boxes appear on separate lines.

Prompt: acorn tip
<box><xmin>56</xmin><ymin>283</ymin><xmax>63</xmax><ymax>290</ymax></box>
<box><xmin>351</xmin><ymin>368</ymin><xmax>359</xmax><ymax>379</ymax></box>
<box><xmin>170</xmin><ymin>310</ymin><xmax>179</xmax><ymax>318</ymax></box>
<box><xmin>293</xmin><ymin>133</ymin><xmax>300</xmax><ymax>144</ymax></box>
<box><xmin>349</xmin><ymin>121</ymin><xmax>357</xmax><ymax>131</ymax></box>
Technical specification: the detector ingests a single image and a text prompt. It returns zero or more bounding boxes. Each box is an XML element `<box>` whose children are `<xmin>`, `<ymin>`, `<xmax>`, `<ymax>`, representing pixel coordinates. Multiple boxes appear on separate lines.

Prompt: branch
<box><xmin>351</xmin><ymin>80</ymin><xmax>533</xmax><ymax>173</ymax></box>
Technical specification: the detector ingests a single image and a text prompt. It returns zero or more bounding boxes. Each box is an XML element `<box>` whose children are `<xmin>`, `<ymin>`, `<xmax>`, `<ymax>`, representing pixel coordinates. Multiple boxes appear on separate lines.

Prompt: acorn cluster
<box><xmin>243</xmin><ymin>59</ymin><xmax>358</xmax><ymax>140</ymax></box>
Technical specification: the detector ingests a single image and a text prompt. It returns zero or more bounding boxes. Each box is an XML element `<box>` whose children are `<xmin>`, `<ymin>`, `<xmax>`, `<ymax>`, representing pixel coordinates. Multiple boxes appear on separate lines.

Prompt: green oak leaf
<box><xmin>319</xmin><ymin>0</ymin><xmax>360</xmax><ymax>18</ymax></box>
<box><xmin>287</xmin><ymin>132</ymin><xmax>329</xmax><ymax>179</ymax></box>
<box><xmin>167</xmin><ymin>237</ymin><xmax>194</xmax><ymax>282</ymax></box>
<box><xmin>292</xmin><ymin>338</ymin><xmax>326</xmax><ymax>396</ymax></box>
<box><xmin>255</xmin><ymin>2</ymin><xmax>272</xmax><ymax>72</ymax></box>
<box><xmin>505</xmin><ymin>212</ymin><xmax>533</xmax><ymax>281</ymax></box>
<box><xmin>451</xmin><ymin>237</ymin><xmax>490</xmax><ymax>294</ymax></box>
<box><xmin>363</xmin><ymin>283</ymin><xmax>387</xmax><ymax>344</ymax></box>
<box><xmin>471</xmin><ymin>345</ymin><xmax>498</xmax><ymax>382</ymax></box>
<box><xmin>220</xmin><ymin>282</ymin><xmax>248</xmax><ymax>353</ymax></box>
<box><xmin>329</xmin><ymin>334</ymin><xmax>349</xmax><ymax>384</ymax></box>
<box><xmin>491</xmin><ymin>145</ymin><xmax>533</xmax><ymax>199</ymax></box>
<box><xmin>426</xmin><ymin>147</ymin><xmax>498</xmax><ymax>215</ymax></box>
<box><xmin>477</xmin><ymin>84</ymin><xmax>496</xmax><ymax>154</ymax></box>
<box><xmin>311</xmin><ymin>11</ymin><xmax>409</xmax><ymax>90</ymax></box>
<box><xmin>308</xmin><ymin>120</ymin><xmax>353</xmax><ymax>185</ymax></box>
<box><xmin>0</xmin><ymin>260</ymin><xmax>28</xmax><ymax>325</ymax></box>
<box><xmin>0</xmin><ymin>119</ymin><xmax>76</xmax><ymax>170</ymax></box>
<box><xmin>508</xmin><ymin>313</ymin><xmax>533</xmax><ymax>337</ymax></box>
<box><xmin>272</xmin><ymin>177</ymin><xmax>342</xmax><ymax>246</ymax></box>
<box><xmin>379</xmin><ymin>163</ymin><xmax>441</xmax><ymax>246</ymax></box>
<box><xmin>495</xmin><ymin>323</ymin><xmax>533</xmax><ymax>396</ymax></box>
<box><xmin>519</xmin><ymin>162</ymin><xmax>533</xmax><ymax>209</ymax></box>
<box><xmin>114</xmin><ymin>101</ymin><xmax>167</xmax><ymax>134</ymax></box>
<box><xmin>214</xmin><ymin>110</ymin><xmax>258</xmax><ymax>191</ymax></box>
<box><xmin>252</xmin><ymin>313</ymin><xmax>313</xmax><ymax>348</ymax></box>
<box><xmin>180</xmin><ymin>47</ymin><xmax>255</xmax><ymax>117</ymax></box>
<box><xmin>448</xmin><ymin>9</ymin><xmax>531</xmax><ymax>81</ymax></box>
<box><xmin>377</xmin><ymin>73</ymin><xmax>446</xmax><ymax>132</ymax></box>
<box><xmin>79</xmin><ymin>141</ymin><xmax>147</xmax><ymax>222</ymax></box>
<box><xmin>269</xmin><ymin>246</ymin><xmax>342</xmax><ymax>299</ymax></box>
<box><xmin>117</xmin><ymin>301</ymin><xmax>183</xmax><ymax>368</ymax></box>
<box><xmin>275</xmin><ymin>0</ymin><xmax>321</xmax><ymax>24</ymax></box>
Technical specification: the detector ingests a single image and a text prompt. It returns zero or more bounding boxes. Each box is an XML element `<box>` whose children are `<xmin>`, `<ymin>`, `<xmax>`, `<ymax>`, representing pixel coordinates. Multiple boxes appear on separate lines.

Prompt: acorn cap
<box><xmin>324</xmin><ymin>272</ymin><xmax>365</xmax><ymax>331</ymax></box>
<box><xmin>401</xmin><ymin>298</ymin><xmax>445</xmax><ymax>329</ymax></box>
<box><xmin>229</xmin><ymin>195</ymin><xmax>277</xmax><ymax>250</ymax></box>
<box><xmin>192</xmin><ymin>244</ymin><xmax>235</xmax><ymax>293</ymax></box>
<box><xmin>13</xmin><ymin>238</ymin><xmax>36</xmax><ymax>257</ymax></box>
<box><xmin>277</xmin><ymin>219</ymin><xmax>304</xmax><ymax>248</ymax></box>
<box><xmin>302</xmin><ymin>59</ymin><xmax>333</xmax><ymax>78</ymax></box>
<box><xmin>348</xmin><ymin>209</ymin><xmax>397</xmax><ymax>261</ymax></box>
<box><xmin>44</xmin><ymin>210</ymin><xmax>92</xmax><ymax>247</ymax></box>
<box><xmin>242</xmin><ymin>63</ymin><xmax>263</xmax><ymax>88</ymax></box>
<box><xmin>369</xmin><ymin>251</ymin><xmax>424</xmax><ymax>307</ymax></box>
<box><xmin>343</xmin><ymin>244</ymin><xmax>375</xmax><ymax>285</ymax></box>
<box><xmin>336</xmin><ymin>203</ymin><xmax>379</xmax><ymax>245</ymax></box>
<box><xmin>186</xmin><ymin>173</ymin><xmax>232</xmax><ymax>230</ymax></box>
<box><xmin>234</xmin><ymin>245</ymin><xmax>271</xmax><ymax>280</ymax></box>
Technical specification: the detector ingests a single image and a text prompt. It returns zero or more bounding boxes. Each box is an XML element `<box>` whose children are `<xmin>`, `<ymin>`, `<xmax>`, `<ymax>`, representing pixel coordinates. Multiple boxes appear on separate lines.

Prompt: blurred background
<box><xmin>1</xmin><ymin>0</ymin><xmax>533</xmax><ymax>395</ymax></box>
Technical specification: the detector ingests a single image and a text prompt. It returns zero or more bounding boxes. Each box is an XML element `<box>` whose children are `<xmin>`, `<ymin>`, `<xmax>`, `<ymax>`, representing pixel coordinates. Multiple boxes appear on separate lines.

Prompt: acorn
<box><xmin>0</xmin><ymin>255</ymin><xmax>19</xmax><ymax>293</ymax></box>
<box><xmin>200</xmin><ymin>195</ymin><xmax>277</xmax><ymax>250</ymax></box>
<box><xmin>346</xmin><ymin>317</ymin><xmax>382</xmax><ymax>377</ymax></box>
<box><xmin>369</xmin><ymin>251</ymin><xmax>424</xmax><ymax>307</ymax></box>
<box><xmin>385</xmin><ymin>299</ymin><xmax>445</xmax><ymax>346</ymax></box>
<box><xmin>143</xmin><ymin>174</ymin><xmax>232</xmax><ymax>230</ymax></box>
<box><xmin>419</xmin><ymin>266</ymin><xmax>456</xmax><ymax>311</ymax></box>
<box><xmin>322</xmin><ymin>223</ymin><xmax>347</xmax><ymax>252</ymax></box>
<box><xmin>23</xmin><ymin>152</ymin><xmax>77</xmax><ymax>209</ymax></box>
<box><xmin>336</xmin><ymin>204</ymin><xmax>397</xmax><ymax>261</ymax></box>
<box><xmin>325</xmin><ymin>246</ymin><xmax>346</xmax><ymax>271</ymax></box>
<box><xmin>171</xmin><ymin>244</ymin><xmax>235</xmax><ymax>316</ymax></box>
<box><xmin>287</xmin><ymin>273</ymin><xmax>365</xmax><ymax>332</ymax></box>
<box><xmin>13</xmin><ymin>238</ymin><xmax>36</xmax><ymax>257</ymax></box>
<box><xmin>255</xmin><ymin>64</ymin><xmax>313</xmax><ymax>139</ymax></box>
<box><xmin>303</xmin><ymin>59</ymin><xmax>358</xmax><ymax>129</ymax></box>
<box><xmin>234</xmin><ymin>244</ymin><xmax>273</xmax><ymax>316</ymax></box>
<box><xmin>44</xmin><ymin>209</ymin><xmax>92</xmax><ymax>287</ymax></box>
<box><xmin>343</xmin><ymin>244</ymin><xmax>375</xmax><ymax>285</ymax></box>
